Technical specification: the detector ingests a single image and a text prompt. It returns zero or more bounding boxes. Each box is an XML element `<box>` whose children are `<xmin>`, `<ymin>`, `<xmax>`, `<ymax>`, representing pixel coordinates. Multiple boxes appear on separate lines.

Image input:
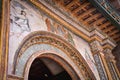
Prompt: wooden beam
<box><xmin>77</xmin><ymin>8</ymin><xmax>96</xmax><ymax>20</ymax></box>
<box><xmin>115</xmin><ymin>38</ymin><xmax>120</xmax><ymax>42</ymax></box>
<box><xmin>103</xmin><ymin>26</ymin><xmax>115</xmax><ymax>33</ymax></box>
<box><xmin>112</xmin><ymin>34</ymin><xmax>120</xmax><ymax>39</ymax></box>
<box><xmin>109</xmin><ymin>30</ymin><xmax>119</xmax><ymax>36</ymax></box>
<box><xmin>83</xmin><ymin>14</ymin><xmax>102</xmax><ymax>25</ymax></box>
<box><xmin>56</xmin><ymin>0</ymin><xmax>64</xmax><ymax>6</ymax></box>
<box><xmin>65</xmin><ymin>0</ymin><xmax>77</xmax><ymax>9</ymax></box>
<box><xmin>100</xmin><ymin>22</ymin><xmax>111</xmax><ymax>29</ymax></box>
<box><xmin>65</xmin><ymin>0</ymin><xmax>80</xmax><ymax>12</ymax></box>
<box><xmin>72</xmin><ymin>2</ymin><xmax>90</xmax><ymax>14</ymax></box>
<box><xmin>93</xmin><ymin>17</ymin><xmax>106</xmax><ymax>25</ymax></box>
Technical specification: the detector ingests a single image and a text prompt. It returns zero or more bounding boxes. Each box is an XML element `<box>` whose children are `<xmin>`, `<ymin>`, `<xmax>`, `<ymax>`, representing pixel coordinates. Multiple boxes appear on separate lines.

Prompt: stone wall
<box><xmin>9</xmin><ymin>0</ymin><xmax>99</xmax><ymax>79</ymax></box>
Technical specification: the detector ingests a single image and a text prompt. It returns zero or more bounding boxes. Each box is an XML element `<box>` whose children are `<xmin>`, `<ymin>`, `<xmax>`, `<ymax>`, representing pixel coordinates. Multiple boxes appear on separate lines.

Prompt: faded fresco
<box><xmin>9</xmin><ymin>0</ymin><xmax>75</xmax><ymax>74</ymax></box>
<box><xmin>9</xmin><ymin>0</ymin><xmax>99</xmax><ymax>79</ymax></box>
<box><xmin>45</xmin><ymin>18</ymin><xmax>75</xmax><ymax>45</ymax></box>
<box><xmin>9</xmin><ymin>0</ymin><xmax>47</xmax><ymax>74</ymax></box>
<box><xmin>73</xmin><ymin>35</ymin><xmax>100</xmax><ymax>79</ymax></box>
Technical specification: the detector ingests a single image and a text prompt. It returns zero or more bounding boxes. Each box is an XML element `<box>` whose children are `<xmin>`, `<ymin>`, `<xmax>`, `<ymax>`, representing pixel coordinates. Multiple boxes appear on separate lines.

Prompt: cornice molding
<box><xmin>29</xmin><ymin>0</ymin><xmax>117</xmax><ymax>48</ymax></box>
<box><xmin>30</xmin><ymin>0</ymin><xmax>90</xmax><ymax>42</ymax></box>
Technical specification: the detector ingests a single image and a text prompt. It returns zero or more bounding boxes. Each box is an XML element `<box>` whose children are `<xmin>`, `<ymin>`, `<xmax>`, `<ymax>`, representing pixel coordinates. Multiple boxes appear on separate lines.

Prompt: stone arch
<box><xmin>13</xmin><ymin>31</ymin><xmax>96</xmax><ymax>80</ymax></box>
<box><xmin>24</xmin><ymin>52</ymin><xmax>80</xmax><ymax>80</ymax></box>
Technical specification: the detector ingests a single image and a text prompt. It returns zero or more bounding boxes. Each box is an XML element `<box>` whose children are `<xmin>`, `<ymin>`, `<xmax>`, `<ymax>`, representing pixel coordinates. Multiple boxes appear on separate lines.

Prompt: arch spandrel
<box><xmin>13</xmin><ymin>31</ymin><xmax>96</xmax><ymax>80</ymax></box>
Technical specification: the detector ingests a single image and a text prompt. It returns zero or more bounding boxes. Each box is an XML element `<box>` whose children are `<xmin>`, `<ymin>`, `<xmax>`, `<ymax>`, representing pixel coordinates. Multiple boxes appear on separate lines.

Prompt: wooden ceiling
<box><xmin>53</xmin><ymin>0</ymin><xmax>120</xmax><ymax>43</ymax></box>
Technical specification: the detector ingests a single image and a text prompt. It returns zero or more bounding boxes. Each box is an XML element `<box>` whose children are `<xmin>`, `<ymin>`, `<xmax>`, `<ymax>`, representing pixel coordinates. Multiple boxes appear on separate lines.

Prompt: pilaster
<box><xmin>103</xmin><ymin>39</ymin><xmax>120</xmax><ymax>80</ymax></box>
<box><xmin>90</xmin><ymin>40</ymin><xmax>109</xmax><ymax>80</ymax></box>
<box><xmin>89</xmin><ymin>28</ymin><xmax>113</xmax><ymax>80</ymax></box>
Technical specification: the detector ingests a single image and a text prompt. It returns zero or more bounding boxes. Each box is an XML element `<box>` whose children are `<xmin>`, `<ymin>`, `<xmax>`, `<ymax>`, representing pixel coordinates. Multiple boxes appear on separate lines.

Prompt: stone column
<box><xmin>103</xmin><ymin>43</ymin><xmax>120</xmax><ymax>80</ymax></box>
<box><xmin>90</xmin><ymin>28</ymin><xmax>120</xmax><ymax>80</ymax></box>
<box><xmin>90</xmin><ymin>40</ymin><xmax>109</xmax><ymax>80</ymax></box>
<box><xmin>89</xmin><ymin>28</ymin><xmax>113</xmax><ymax>80</ymax></box>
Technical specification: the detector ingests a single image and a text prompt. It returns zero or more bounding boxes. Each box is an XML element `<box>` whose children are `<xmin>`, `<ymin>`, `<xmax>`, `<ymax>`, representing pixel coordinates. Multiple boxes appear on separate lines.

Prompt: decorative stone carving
<box><xmin>103</xmin><ymin>48</ymin><xmax>115</xmax><ymax>60</ymax></box>
<box><xmin>90</xmin><ymin>40</ymin><xmax>109</xmax><ymax>80</ymax></box>
<box><xmin>103</xmin><ymin>48</ymin><xmax>119</xmax><ymax>79</ymax></box>
<box><xmin>103</xmin><ymin>48</ymin><xmax>111</xmax><ymax>54</ymax></box>
<box><xmin>94</xmin><ymin>54</ymin><xmax>107</xmax><ymax>80</ymax></box>
<box><xmin>90</xmin><ymin>40</ymin><xmax>103</xmax><ymax>53</ymax></box>
<box><xmin>14</xmin><ymin>31</ymin><xmax>96</xmax><ymax>80</ymax></box>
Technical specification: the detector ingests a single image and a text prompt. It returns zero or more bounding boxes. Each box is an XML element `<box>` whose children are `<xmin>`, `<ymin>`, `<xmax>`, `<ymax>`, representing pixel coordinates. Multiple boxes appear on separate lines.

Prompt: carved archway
<box><xmin>13</xmin><ymin>31</ymin><xmax>96</xmax><ymax>80</ymax></box>
<box><xmin>24</xmin><ymin>52</ymin><xmax>79</xmax><ymax>80</ymax></box>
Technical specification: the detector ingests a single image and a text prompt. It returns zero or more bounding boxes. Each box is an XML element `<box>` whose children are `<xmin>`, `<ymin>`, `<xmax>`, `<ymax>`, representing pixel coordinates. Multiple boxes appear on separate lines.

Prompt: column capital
<box><xmin>89</xmin><ymin>27</ymin><xmax>117</xmax><ymax>54</ymax></box>
<box><xmin>90</xmin><ymin>40</ymin><xmax>103</xmax><ymax>54</ymax></box>
<box><xmin>89</xmin><ymin>28</ymin><xmax>106</xmax><ymax>54</ymax></box>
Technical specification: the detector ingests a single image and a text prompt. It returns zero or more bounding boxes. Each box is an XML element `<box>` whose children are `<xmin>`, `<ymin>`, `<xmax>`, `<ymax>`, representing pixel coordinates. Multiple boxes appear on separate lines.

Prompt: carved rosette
<box><xmin>14</xmin><ymin>31</ymin><xmax>96</xmax><ymax>80</ymax></box>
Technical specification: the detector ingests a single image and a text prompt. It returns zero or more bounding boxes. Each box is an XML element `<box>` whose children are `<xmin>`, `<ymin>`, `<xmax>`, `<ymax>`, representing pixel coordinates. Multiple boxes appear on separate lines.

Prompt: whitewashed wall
<box><xmin>9</xmin><ymin>0</ymin><xmax>100</xmax><ymax>79</ymax></box>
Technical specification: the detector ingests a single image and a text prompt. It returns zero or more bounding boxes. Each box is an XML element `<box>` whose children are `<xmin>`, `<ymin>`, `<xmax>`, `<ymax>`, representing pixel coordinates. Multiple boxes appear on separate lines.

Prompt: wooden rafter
<box><xmin>100</xmin><ymin>22</ymin><xmax>111</xmax><ymax>29</ymax></box>
<box><xmin>72</xmin><ymin>2</ymin><xmax>90</xmax><ymax>13</ymax></box>
<box><xmin>115</xmin><ymin>38</ymin><xmax>120</xmax><ymax>42</ymax></box>
<box><xmin>103</xmin><ymin>26</ymin><xmax>115</xmax><ymax>33</ymax></box>
<box><xmin>86</xmin><ymin>13</ymin><xmax>101</xmax><ymax>22</ymax></box>
<box><xmin>93</xmin><ymin>17</ymin><xmax>106</xmax><ymax>25</ymax></box>
<box><xmin>112</xmin><ymin>34</ymin><xmax>120</xmax><ymax>39</ymax></box>
<box><xmin>53</xmin><ymin>0</ymin><xmax>120</xmax><ymax>42</ymax></box>
<box><xmin>109</xmin><ymin>30</ymin><xmax>119</xmax><ymax>36</ymax></box>
<box><xmin>65</xmin><ymin>0</ymin><xmax>77</xmax><ymax>8</ymax></box>
<box><xmin>77</xmin><ymin>8</ymin><xmax>96</xmax><ymax>20</ymax></box>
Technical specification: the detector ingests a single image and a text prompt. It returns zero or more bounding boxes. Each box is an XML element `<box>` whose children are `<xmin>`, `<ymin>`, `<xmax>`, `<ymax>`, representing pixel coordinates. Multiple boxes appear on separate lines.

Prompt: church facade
<box><xmin>0</xmin><ymin>0</ymin><xmax>120</xmax><ymax>80</ymax></box>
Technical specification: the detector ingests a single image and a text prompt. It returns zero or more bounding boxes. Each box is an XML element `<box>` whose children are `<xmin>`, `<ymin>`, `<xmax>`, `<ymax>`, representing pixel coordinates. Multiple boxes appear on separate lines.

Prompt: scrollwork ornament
<box><xmin>15</xmin><ymin>31</ymin><xmax>95</xmax><ymax>79</ymax></box>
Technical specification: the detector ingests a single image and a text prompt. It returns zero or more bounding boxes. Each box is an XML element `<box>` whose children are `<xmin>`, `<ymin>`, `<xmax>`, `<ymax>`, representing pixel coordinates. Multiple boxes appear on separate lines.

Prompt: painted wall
<box><xmin>9</xmin><ymin>0</ymin><xmax>47</xmax><ymax>74</ymax></box>
<box><xmin>9</xmin><ymin>0</ymin><xmax>100</xmax><ymax>79</ymax></box>
<box><xmin>73</xmin><ymin>35</ymin><xmax>100</xmax><ymax>79</ymax></box>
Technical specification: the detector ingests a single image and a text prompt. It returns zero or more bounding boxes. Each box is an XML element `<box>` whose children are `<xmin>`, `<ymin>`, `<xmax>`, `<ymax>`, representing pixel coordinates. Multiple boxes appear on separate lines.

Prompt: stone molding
<box><xmin>13</xmin><ymin>31</ymin><xmax>96</xmax><ymax>80</ymax></box>
<box><xmin>90</xmin><ymin>27</ymin><xmax>116</xmax><ymax>53</ymax></box>
<box><xmin>89</xmin><ymin>28</ymin><xmax>117</xmax><ymax>80</ymax></box>
<box><xmin>29</xmin><ymin>0</ymin><xmax>90</xmax><ymax>42</ymax></box>
<box><xmin>29</xmin><ymin>0</ymin><xmax>116</xmax><ymax>48</ymax></box>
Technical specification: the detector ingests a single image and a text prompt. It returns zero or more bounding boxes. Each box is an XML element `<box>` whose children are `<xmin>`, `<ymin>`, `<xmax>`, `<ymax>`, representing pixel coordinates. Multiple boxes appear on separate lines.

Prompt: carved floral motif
<box><xmin>15</xmin><ymin>31</ymin><xmax>95</xmax><ymax>80</ymax></box>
